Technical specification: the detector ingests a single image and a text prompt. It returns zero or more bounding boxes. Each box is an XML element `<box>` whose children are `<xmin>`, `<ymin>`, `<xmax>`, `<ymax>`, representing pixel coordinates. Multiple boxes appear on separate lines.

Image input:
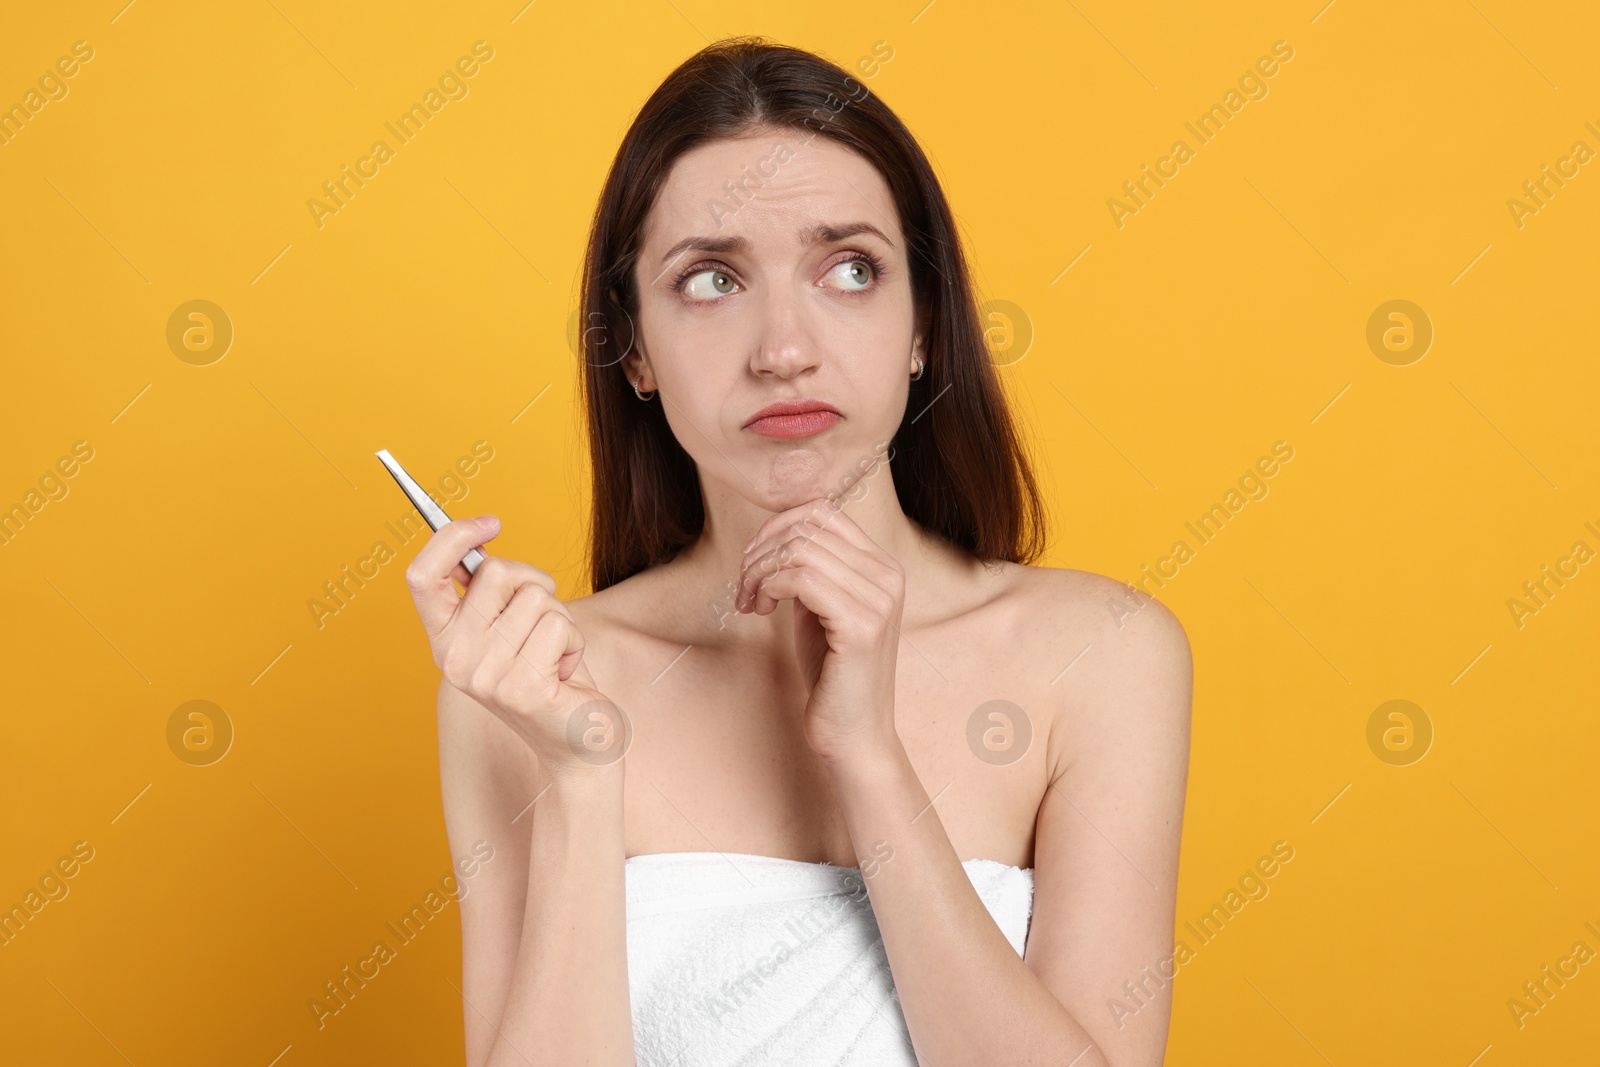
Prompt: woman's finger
<box><xmin>742</xmin><ymin>497</ymin><xmax>885</xmax><ymax>579</ymax></box>
<box><xmin>742</xmin><ymin>499</ymin><xmax>836</xmax><ymax>559</ymax></box>
<box><xmin>520</xmin><ymin>607</ymin><xmax>589</xmax><ymax>694</ymax></box>
<box><xmin>741</xmin><ymin>516</ymin><xmax>821</xmax><ymax>589</ymax></box>
<box><xmin>471</xmin><ymin>582</ymin><xmax>560</xmax><ymax>692</ymax></box>
<box><xmin>405</xmin><ymin>516</ymin><xmax>502</xmax><ymax>636</ymax></box>
<box><xmin>741</xmin><ymin>523</ymin><xmax>884</xmax><ymax>611</ymax></box>
<box><xmin>794</xmin><ymin>498</ymin><xmax>879</xmax><ymax>555</ymax></box>
<box><xmin>455</xmin><ymin>556</ymin><xmax>566</xmax><ymax>642</ymax></box>
<box><xmin>742</xmin><ymin>532</ymin><xmax>885</xmax><ymax>623</ymax></box>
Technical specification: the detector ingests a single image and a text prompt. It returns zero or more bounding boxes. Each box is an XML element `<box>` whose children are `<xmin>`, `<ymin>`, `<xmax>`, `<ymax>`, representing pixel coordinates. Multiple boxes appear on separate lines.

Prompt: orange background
<box><xmin>2</xmin><ymin>1</ymin><xmax>1597</xmax><ymax>1063</ymax></box>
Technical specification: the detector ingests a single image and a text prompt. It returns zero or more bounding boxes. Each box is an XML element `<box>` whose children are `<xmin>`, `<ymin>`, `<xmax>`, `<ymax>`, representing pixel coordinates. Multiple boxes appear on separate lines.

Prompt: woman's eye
<box><xmin>823</xmin><ymin>258</ymin><xmax>875</xmax><ymax>291</ymax></box>
<box><xmin>683</xmin><ymin>269</ymin><xmax>738</xmax><ymax>300</ymax></box>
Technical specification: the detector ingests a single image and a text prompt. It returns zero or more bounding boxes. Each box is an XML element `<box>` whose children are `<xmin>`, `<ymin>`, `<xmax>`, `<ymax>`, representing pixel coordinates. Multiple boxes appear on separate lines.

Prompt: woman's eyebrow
<box><xmin>803</xmin><ymin>221</ymin><xmax>895</xmax><ymax>248</ymax></box>
<box><xmin>656</xmin><ymin>221</ymin><xmax>894</xmax><ymax>265</ymax></box>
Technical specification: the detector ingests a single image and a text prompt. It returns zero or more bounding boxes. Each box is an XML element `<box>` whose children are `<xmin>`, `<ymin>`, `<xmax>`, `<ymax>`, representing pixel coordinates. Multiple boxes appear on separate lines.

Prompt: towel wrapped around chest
<box><xmin>625</xmin><ymin>851</ymin><xmax>1034</xmax><ymax>1067</ymax></box>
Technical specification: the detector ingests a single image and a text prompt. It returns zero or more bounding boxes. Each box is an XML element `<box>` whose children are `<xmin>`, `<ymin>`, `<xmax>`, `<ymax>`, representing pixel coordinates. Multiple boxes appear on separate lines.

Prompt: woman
<box><xmin>405</xmin><ymin>36</ymin><xmax>1192</xmax><ymax>1067</ymax></box>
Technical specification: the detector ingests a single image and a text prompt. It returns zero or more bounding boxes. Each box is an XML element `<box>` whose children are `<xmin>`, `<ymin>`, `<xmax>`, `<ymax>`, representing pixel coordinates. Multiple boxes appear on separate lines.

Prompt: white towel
<box><xmin>625</xmin><ymin>852</ymin><xmax>1034</xmax><ymax>1066</ymax></box>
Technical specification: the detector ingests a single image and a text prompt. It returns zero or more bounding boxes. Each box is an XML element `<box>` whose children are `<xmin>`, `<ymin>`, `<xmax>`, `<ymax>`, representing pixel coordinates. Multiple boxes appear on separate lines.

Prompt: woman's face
<box><xmin>628</xmin><ymin>127</ymin><xmax>925</xmax><ymax>511</ymax></box>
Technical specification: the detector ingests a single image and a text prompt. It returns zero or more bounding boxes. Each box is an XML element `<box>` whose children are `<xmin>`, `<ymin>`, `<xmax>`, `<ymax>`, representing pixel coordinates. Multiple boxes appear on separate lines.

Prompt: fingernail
<box><xmin>743</xmin><ymin>536</ymin><xmax>756</xmax><ymax>552</ymax></box>
<box><xmin>477</xmin><ymin>515</ymin><xmax>500</xmax><ymax>532</ymax></box>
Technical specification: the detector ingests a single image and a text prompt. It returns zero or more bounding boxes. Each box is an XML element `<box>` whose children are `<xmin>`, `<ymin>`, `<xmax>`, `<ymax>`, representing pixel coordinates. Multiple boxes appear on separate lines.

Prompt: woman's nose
<box><xmin>749</xmin><ymin>284</ymin><xmax>821</xmax><ymax>379</ymax></box>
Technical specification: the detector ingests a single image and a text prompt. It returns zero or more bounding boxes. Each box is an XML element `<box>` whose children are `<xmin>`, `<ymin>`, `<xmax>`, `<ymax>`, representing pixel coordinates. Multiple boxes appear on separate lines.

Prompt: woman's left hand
<box><xmin>737</xmin><ymin>500</ymin><xmax>905</xmax><ymax>765</ymax></box>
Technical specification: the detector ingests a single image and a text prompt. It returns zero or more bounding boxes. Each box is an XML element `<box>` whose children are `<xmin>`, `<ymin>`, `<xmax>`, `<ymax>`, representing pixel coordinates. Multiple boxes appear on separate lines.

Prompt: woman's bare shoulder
<box><xmin>561</xmin><ymin>565</ymin><xmax>695</xmax><ymax>693</ymax></box>
<box><xmin>995</xmin><ymin>560</ymin><xmax>1188</xmax><ymax>650</ymax></box>
<box><xmin>564</xmin><ymin>569</ymin><xmax>654</xmax><ymax>628</ymax></box>
<box><xmin>983</xmin><ymin>561</ymin><xmax>1192</xmax><ymax>772</ymax></box>
<box><xmin>937</xmin><ymin>557</ymin><xmax>1190</xmax><ymax>707</ymax></box>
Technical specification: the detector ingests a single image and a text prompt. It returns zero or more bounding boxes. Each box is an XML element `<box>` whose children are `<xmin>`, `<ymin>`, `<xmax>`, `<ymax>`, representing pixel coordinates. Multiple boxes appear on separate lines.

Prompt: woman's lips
<box><xmin>744</xmin><ymin>410</ymin><xmax>843</xmax><ymax>438</ymax></box>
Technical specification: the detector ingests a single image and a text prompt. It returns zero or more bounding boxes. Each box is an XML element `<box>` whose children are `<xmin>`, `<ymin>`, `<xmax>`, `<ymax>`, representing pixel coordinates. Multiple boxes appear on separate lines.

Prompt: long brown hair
<box><xmin>578</xmin><ymin>36</ymin><xmax>1045</xmax><ymax>593</ymax></box>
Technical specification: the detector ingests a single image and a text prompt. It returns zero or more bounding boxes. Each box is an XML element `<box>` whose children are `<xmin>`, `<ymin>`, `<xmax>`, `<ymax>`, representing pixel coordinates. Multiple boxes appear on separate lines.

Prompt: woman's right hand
<box><xmin>404</xmin><ymin>514</ymin><xmax>623</xmax><ymax>778</ymax></box>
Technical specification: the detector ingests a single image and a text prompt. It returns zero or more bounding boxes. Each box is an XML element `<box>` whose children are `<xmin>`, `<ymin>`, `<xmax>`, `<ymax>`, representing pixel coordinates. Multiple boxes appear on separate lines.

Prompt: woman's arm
<box><xmin>735</xmin><ymin>502</ymin><xmax>1189</xmax><ymax>1064</ymax></box>
<box><xmin>438</xmin><ymin>675</ymin><xmax>635</xmax><ymax>1067</ymax></box>
<box><xmin>437</xmin><ymin>675</ymin><xmax>534</xmax><ymax>1064</ymax></box>
<box><xmin>823</xmin><ymin>594</ymin><xmax>1193</xmax><ymax>1067</ymax></box>
<box><xmin>407</xmin><ymin>520</ymin><xmax>636</xmax><ymax>1067</ymax></box>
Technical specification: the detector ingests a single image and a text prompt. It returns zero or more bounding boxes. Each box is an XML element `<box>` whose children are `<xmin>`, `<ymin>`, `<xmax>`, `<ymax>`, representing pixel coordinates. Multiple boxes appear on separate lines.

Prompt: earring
<box><xmin>633</xmin><ymin>372</ymin><xmax>656</xmax><ymax>401</ymax></box>
<box><xmin>910</xmin><ymin>355</ymin><xmax>925</xmax><ymax>381</ymax></box>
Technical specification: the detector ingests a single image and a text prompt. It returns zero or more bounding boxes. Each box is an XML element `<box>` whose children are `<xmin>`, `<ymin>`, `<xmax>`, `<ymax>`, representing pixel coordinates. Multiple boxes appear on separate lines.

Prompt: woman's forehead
<box><xmin>642</xmin><ymin>132</ymin><xmax>900</xmax><ymax>253</ymax></box>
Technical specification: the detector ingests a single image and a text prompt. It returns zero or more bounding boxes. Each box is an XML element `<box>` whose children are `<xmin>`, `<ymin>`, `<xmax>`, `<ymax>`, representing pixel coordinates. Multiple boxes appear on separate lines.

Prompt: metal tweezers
<box><xmin>374</xmin><ymin>448</ymin><xmax>486</xmax><ymax>575</ymax></box>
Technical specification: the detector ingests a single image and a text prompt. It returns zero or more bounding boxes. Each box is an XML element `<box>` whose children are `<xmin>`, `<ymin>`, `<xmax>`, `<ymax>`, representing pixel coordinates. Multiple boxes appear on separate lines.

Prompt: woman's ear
<box><xmin>594</xmin><ymin>285</ymin><xmax>641</xmax><ymax>377</ymax></box>
<box><xmin>622</xmin><ymin>341</ymin><xmax>651</xmax><ymax>391</ymax></box>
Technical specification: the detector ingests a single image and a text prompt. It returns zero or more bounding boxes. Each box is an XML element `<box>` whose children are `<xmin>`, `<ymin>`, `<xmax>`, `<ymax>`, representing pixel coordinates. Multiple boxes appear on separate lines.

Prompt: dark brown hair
<box><xmin>577</xmin><ymin>35</ymin><xmax>1045</xmax><ymax>593</ymax></box>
